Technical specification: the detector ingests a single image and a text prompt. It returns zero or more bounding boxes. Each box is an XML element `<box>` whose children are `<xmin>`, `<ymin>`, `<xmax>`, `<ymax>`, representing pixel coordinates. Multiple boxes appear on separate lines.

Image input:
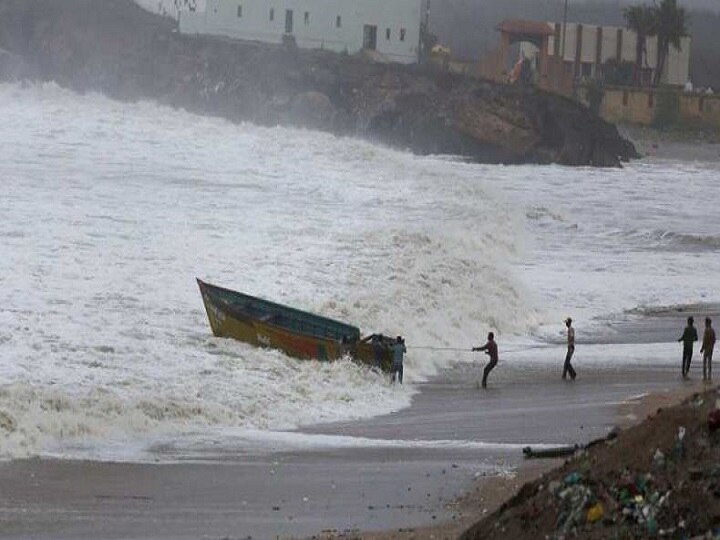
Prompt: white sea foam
<box><xmin>1</xmin><ymin>82</ymin><xmax>718</xmax><ymax>459</ymax></box>
<box><xmin>0</xmin><ymin>82</ymin><xmax>529</xmax><ymax>458</ymax></box>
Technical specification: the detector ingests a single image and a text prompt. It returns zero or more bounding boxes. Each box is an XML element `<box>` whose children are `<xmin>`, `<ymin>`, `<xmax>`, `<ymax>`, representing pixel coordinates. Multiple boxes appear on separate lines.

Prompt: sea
<box><xmin>1</xmin><ymin>82</ymin><xmax>719</xmax><ymax>461</ymax></box>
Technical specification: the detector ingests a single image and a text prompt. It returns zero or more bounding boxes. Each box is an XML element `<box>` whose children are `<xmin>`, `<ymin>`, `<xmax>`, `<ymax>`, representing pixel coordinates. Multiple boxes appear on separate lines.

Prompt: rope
<box><xmin>408</xmin><ymin>344</ymin><xmax>555</xmax><ymax>354</ymax></box>
<box><xmin>408</xmin><ymin>346</ymin><xmax>473</xmax><ymax>352</ymax></box>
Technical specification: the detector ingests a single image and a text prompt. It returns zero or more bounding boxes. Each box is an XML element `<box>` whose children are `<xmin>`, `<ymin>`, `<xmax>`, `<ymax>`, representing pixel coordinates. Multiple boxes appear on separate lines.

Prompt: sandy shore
<box><xmin>366</xmin><ymin>379</ymin><xmax>710</xmax><ymax>540</ymax></box>
<box><xmin>0</xmin><ymin>352</ymin><xmax>707</xmax><ymax>540</ymax></box>
<box><xmin>618</xmin><ymin>124</ymin><xmax>720</xmax><ymax>162</ymax></box>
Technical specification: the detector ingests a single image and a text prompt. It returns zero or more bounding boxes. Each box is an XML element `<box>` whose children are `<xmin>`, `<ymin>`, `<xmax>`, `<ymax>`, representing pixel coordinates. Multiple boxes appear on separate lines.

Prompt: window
<box><xmin>386</xmin><ymin>28</ymin><xmax>391</xmax><ymax>40</ymax></box>
<box><xmin>237</xmin><ymin>4</ymin><xmax>242</xmax><ymax>17</ymax></box>
<box><xmin>399</xmin><ymin>28</ymin><xmax>406</xmax><ymax>41</ymax></box>
<box><xmin>336</xmin><ymin>15</ymin><xmax>342</xmax><ymax>28</ymax></box>
<box><xmin>269</xmin><ymin>8</ymin><xmax>274</xmax><ymax>21</ymax></box>
<box><xmin>304</xmin><ymin>11</ymin><xmax>309</xmax><ymax>25</ymax></box>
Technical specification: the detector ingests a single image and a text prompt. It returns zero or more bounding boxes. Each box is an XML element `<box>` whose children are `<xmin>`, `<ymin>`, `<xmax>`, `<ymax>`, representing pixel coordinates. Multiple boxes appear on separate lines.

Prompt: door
<box><xmin>285</xmin><ymin>9</ymin><xmax>293</xmax><ymax>33</ymax></box>
<box><xmin>363</xmin><ymin>24</ymin><xmax>377</xmax><ymax>50</ymax></box>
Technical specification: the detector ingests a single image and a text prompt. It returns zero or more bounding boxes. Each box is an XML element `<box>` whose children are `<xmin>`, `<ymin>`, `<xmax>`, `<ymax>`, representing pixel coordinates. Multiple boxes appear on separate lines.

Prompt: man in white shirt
<box><xmin>562</xmin><ymin>317</ymin><xmax>576</xmax><ymax>380</ymax></box>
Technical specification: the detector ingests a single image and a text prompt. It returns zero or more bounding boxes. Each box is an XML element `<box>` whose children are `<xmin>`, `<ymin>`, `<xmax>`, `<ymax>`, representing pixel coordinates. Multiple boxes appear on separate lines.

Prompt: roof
<box><xmin>496</xmin><ymin>19</ymin><xmax>555</xmax><ymax>36</ymax></box>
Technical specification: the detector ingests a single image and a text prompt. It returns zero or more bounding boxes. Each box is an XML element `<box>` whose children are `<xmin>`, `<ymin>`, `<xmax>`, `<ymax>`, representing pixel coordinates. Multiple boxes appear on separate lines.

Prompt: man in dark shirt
<box><xmin>701</xmin><ymin>317</ymin><xmax>716</xmax><ymax>381</ymax></box>
<box><xmin>678</xmin><ymin>316</ymin><xmax>699</xmax><ymax>378</ymax></box>
<box><xmin>562</xmin><ymin>317</ymin><xmax>577</xmax><ymax>381</ymax></box>
<box><xmin>473</xmin><ymin>332</ymin><xmax>498</xmax><ymax>389</ymax></box>
<box><xmin>371</xmin><ymin>334</ymin><xmax>385</xmax><ymax>370</ymax></box>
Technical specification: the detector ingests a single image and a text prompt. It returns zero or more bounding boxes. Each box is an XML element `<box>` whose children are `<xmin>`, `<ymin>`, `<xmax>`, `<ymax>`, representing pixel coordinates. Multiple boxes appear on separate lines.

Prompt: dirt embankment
<box><xmin>0</xmin><ymin>0</ymin><xmax>637</xmax><ymax>167</ymax></box>
<box><xmin>461</xmin><ymin>386</ymin><xmax>720</xmax><ymax>539</ymax></box>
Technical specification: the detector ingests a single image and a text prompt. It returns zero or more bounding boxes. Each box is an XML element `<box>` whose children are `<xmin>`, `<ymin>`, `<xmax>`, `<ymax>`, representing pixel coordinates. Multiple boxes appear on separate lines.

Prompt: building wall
<box><xmin>599</xmin><ymin>86</ymin><xmax>720</xmax><ymax>127</ymax></box>
<box><xmin>179</xmin><ymin>0</ymin><xmax>423</xmax><ymax>63</ymax></box>
<box><xmin>600</xmin><ymin>87</ymin><xmax>656</xmax><ymax>125</ymax></box>
<box><xmin>598</xmin><ymin>29</ymin><xmax>616</xmax><ymax>64</ymax></box>
<box><xmin>679</xmin><ymin>93</ymin><xmax>720</xmax><ymax>125</ymax></box>
<box><xmin>579</xmin><ymin>25</ymin><xmax>597</xmax><ymax>64</ymax></box>
<box><xmin>547</xmin><ymin>23</ymin><xmax>690</xmax><ymax>86</ymax></box>
<box><xmin>665</xmin><ymin>37</ymin><xmax>691</xmax><ymax>86</ymax></box>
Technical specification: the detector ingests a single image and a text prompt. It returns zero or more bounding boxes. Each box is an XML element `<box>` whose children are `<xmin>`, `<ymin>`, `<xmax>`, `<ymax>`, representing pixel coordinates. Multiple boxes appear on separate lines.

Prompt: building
<box><xmin>521</xmin><ymin>22</ymin><xmax>690</xmax><ymax>87</ymax></box>
<box><xmin>179</xmin><ymin>0</ymin><xmax>426</xmax><ymax>64</ymax></box>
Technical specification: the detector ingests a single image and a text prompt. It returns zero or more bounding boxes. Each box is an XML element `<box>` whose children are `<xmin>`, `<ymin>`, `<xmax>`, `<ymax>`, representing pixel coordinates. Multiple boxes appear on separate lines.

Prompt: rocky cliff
<box><xmin>0</xmin><ymin>0</ymin><xmax>638</xmax><ymax>166</ymax></box>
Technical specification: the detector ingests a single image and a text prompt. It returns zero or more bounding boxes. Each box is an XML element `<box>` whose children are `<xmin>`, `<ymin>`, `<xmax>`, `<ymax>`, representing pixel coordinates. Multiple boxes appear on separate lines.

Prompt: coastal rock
<box><xmin>288</xmin><ymin>91</ymin><xmax>336</xmax><ymax>130</ymax></box>
<box><xmin>0</xmin><ymin>0</ymin><xmax>638</xmax><ymax>167</ymax></box>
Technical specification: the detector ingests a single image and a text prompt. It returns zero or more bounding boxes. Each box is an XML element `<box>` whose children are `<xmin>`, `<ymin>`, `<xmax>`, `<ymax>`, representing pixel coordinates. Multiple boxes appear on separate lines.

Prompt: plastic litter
<box><xmin>708</xmin><ymin>409</ymin><xmax>720</xmax><ymax>432</ymax></box>
<box><xmin>548</xmin><ymin>480</ymin><xmax>562</xmax><ymax>494</ymax></box>
<box><xmin>586</xmin><ymin>502</ymin><xmax>604</xmax><ymax>523</ymax></box>
<box><xmin>673</xmin><ymin>426</ymin><xmax>687</xmax><ymax>460</ymax></box>
<box><xmin>564</xmin><ymin>472</ymin><xmax>581</xmax><ymax>485</ymax></box>
<box><xmin>647</xmin><ymin>516</ymin><xmax>658</xmax><ymax>535</ymax></box>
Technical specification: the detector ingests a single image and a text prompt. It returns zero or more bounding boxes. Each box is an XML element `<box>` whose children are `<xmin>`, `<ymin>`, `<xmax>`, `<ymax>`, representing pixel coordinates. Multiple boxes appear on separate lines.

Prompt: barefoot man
<box><xmin>701</xmin><ymin>317</ymin><xmax>716</xmax><ymax>381</ymax></box>
<box><xmin>562</xmin><ymin>317</ymin><xmax>577</xmax><ymax>381</ymax></box>
<box><xmin>472</xmin><ymin>332</ymin><xmax>498</xmax><ymax>389</ymax></box>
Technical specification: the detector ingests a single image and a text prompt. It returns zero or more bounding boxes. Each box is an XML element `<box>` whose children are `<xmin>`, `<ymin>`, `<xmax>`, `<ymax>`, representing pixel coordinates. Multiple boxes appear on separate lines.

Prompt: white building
<box><xmin>179</xmin><ymin>0</ymin><xmax>426</xmax><ymax>64</ymax></box>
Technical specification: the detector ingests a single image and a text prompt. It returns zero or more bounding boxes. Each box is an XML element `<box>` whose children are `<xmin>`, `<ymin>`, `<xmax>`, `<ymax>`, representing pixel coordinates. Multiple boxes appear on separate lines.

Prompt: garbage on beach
<box><xmin>673</xmin><ymin>426</ymin><xmax>686</xmax><ymax>460</ymax></box>
<box><xmin>586</xmin><ymin>502</ymin><xmax>604</xmax><ymax>523</ymax></box>
<box><xmin>708</xmin><ymin>409</ymin><xmax>720</xmax><ymax>433</ymax></box>
<box><xmin>563</xmin><ymin>472</ymin><xmax>581</xmax><ymax>486</ymax></box>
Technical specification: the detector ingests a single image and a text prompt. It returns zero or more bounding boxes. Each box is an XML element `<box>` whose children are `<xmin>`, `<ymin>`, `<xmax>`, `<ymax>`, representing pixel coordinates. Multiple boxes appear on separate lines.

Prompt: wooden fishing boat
<box><xmin>197</xmin><ymin>279</ymin><xmax>395</xmax><ymax>371</ymax></box>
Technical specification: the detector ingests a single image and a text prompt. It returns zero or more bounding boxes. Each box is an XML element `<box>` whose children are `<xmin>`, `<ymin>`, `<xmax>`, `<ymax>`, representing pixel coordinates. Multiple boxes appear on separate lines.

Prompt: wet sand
<box><xmin>0</xmin><ymin>354</ymin><xmax>707</xmax><ymax>540</ymax></box>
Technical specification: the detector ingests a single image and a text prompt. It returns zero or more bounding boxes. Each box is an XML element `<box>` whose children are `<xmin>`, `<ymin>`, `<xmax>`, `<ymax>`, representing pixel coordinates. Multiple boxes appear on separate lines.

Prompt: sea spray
<box><xmin>0</xmin><ymin>82</ymin><xmax>529</xmax><ymax>458</ymax></box>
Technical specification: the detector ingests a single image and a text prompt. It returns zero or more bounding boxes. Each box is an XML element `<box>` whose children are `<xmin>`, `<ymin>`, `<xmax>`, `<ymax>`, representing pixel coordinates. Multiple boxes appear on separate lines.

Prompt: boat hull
<box><xmin>197</xmin><ymin>279</ymin><xmax>393</xmax><ymax>371</ymax></box>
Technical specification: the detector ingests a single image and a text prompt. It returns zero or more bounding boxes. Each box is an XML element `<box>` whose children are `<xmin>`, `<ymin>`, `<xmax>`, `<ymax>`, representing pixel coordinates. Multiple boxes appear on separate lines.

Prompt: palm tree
<box><xmin>623</xmin><ymin>5</ymin><xmax>657</xmax><ymax>86</ymax></box>
<box><xmin>652</xmin><ymin>0</ymin><xmax>689</xmax><ymax>87</ymax></box>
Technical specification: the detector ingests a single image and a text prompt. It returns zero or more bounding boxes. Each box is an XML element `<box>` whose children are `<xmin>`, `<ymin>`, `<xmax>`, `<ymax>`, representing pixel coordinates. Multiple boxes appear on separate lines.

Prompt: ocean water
<box><xmin>1</xmin><ymin>82</ymin><xmax>719</xmax><ymax>460</ymax></box>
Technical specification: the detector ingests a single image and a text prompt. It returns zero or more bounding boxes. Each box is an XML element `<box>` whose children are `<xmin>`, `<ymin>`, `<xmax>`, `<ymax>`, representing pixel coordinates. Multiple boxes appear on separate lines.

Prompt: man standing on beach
<box><xmin>701</xmin><ymin>317</ymin><xmax>716</xmax><ymax>381</ymax></box>
<box><xmin>678</xmin><ymin>316</ymin><xmax>699</xmax><ymax>378</ymax></box>
<box><xmin>472</xmin><ymin>332</ymin><xmax>498</xmax><ymax>389</ymax></box>
<box><xmin>371</xmin><ymin>334</ymin><xmax>385</xmax><ymax>370</ymax></box>
<box><xmin>562</xmin><ymin>317</ymin><xmax>576</xmax><ymax>381</ymax></box>
<box><xmin>391</xmin><ymin>336</ymin><xmax>406</xmax><ymax>384</ymax></box>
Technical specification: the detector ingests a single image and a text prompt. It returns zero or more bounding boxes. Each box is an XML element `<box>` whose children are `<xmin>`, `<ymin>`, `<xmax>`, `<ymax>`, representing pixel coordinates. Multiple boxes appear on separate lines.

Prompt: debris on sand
<box><xmin>461</xmin><ymin>388</ymin><xmax>720</xmax><ymax>540</ymax></box>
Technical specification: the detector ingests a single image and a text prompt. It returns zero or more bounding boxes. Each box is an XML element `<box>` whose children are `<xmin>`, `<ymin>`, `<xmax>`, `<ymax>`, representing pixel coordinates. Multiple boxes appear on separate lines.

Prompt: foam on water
<box><xmin>1</xmin><ymin>82</ymin><xmax>719</xmax><ymax>460</ymax></box>
<box><xmin>0</xmin><ymin>83</ymin><xmax>530</xmax><ymax>458</ymax></box>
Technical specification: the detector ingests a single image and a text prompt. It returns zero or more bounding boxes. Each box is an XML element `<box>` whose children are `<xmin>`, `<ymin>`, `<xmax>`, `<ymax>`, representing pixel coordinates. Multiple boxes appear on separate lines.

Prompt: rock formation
<box><xmin>0</xmin><ymin>0</ymin><xmax>638</xmax><ymax>166</ymax></box>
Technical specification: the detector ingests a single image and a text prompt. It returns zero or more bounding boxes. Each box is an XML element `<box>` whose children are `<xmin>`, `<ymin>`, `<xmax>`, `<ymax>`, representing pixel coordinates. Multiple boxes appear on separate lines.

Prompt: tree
<box><xmin>652</xmin><ymin>0</ymin><xmax>689</xmax><ymax>87</ymax></box>
<box><xmin>623</xmin><ymin>5</ymin><xmax>657</xmax><ymax>86</ymax></box>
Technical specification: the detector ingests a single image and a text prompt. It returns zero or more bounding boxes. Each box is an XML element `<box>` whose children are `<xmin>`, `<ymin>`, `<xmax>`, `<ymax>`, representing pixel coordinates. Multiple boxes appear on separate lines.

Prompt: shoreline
<box><xmin>460</xmin><ymin>381</ymin><xmax>720</xmax><ymax>539</ymax></box>
<box><xmin>0</xmin><ymin>359</ymin><xmax>705</xmax><ymax>539</ymax></box>
<box><xmin>359</xmin><ymin>378</ymin><xmax>712</xmax><ymax>540</ymax></box>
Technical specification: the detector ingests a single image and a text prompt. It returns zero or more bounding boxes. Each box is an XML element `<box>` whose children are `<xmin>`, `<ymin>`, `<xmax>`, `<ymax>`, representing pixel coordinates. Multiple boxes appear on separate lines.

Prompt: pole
<box><xmin>561</xmin><ymin>0</ymin><xmax>568</xmax><ymax>61</ymax></box>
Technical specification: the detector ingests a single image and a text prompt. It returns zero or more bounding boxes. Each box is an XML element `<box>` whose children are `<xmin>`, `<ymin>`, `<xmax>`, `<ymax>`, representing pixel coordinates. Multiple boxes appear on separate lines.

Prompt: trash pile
<box><xmin>461</xmin><ymin>389</ymin><xmax>720</xmax><ymax>540</ymax></box>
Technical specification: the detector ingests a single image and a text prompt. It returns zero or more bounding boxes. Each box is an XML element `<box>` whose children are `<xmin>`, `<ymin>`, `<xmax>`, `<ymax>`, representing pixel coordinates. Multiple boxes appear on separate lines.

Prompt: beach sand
<box><xmin>0</xmin><ymin>352</ymin><xmax>708</xmax><ymax>540</ymax></box>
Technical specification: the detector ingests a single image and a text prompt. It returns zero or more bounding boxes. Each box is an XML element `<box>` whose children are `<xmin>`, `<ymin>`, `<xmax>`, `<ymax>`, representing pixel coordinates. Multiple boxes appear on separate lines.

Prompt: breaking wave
<box><xmin>0</xmin><ymin>82</ymin><xmax>532</xmax><ymax>458</ymax></box>
<box><xmin>603</xmin><ymin>228</ymin><xmax>720</xmax><ymax>251</ymax></box>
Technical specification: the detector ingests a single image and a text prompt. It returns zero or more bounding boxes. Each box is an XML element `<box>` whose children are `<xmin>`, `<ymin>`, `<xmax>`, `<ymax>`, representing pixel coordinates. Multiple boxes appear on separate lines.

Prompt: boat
<box><xmin>196</xmin><ymin>279</ymin><xmax>395</xmax><ymax>371</ymax></box>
